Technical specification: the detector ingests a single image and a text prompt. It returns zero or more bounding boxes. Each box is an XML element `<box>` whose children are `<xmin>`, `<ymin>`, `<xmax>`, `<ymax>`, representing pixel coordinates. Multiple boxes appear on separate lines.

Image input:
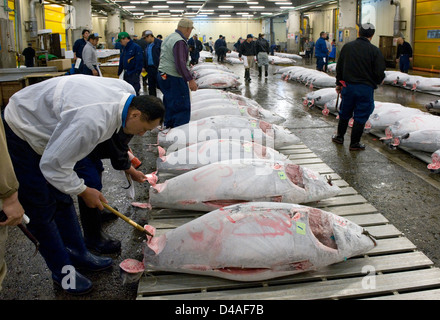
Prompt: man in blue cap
<box><xmin>117</xmin><ymin>32</ymin><xmax>144</xmax><ymax>95</ymax></box>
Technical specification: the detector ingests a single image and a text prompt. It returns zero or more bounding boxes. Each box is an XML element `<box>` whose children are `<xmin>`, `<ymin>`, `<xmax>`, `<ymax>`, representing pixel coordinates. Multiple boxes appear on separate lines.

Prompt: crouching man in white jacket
<box><xmin>2</xmin><ymin>75</ymin><xmax>164</xmax><ymax>295</ymax></box>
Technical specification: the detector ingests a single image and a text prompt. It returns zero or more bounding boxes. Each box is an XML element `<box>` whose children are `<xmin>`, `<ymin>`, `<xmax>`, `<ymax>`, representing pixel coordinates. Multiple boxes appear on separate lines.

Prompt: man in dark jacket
<box><xmin>117</xmin><ymin>32</ymin><xmax>144</xmax><ymax>95</ymax></box>
<box><xmin>22</xmin><ymin>43</ymin><xmax>36</xmax><ymax>67</ymax></box>
<box><xmin>315</xmin><ymin>31</ymin><xmax>328</xmax><ymax>71</ymax></box>
<box><xmin>256</xmin><ymin>33</ymin><xmax>270</xmax><ymax>77</ymax></box>
<box><xmin>188</xmin><ymin>34</ymin><xmax>203</xmax><ymax>65</ymax></box>
<box><xmin>73</xmin><ymin>29</ymin><xmax>90</xmax><ymax>74</ymax></box>
<box><xmin>332</xmin><ymin>23</ymin><xmax>386</xmax><ymax>151</ymax></box>
<box><xmin>395</xmin><ymin>36</ymin><xmax>413</xmax><ymax>73</ymax></box>
<box><xmin>239</xmin><ymin>34</ymin><xmax>256</xmax><ymax>82</ymax></box>
<box><xmin>144</xmin><ymin>30</ymin><xmax>162</xmax><ymax>96</ymax></box>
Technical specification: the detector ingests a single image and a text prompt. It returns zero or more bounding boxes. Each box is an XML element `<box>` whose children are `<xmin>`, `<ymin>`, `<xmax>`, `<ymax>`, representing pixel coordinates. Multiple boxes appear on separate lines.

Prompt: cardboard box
<box><xmin>47</xmin><ymin>59</ymin><xmax>72</xmax><ymax>71</ymax></box>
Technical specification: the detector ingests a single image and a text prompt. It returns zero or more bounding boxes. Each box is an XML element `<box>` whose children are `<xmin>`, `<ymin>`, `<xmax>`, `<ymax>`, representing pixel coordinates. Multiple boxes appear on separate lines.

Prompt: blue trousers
<box><xmin>74</xmin><ymin>157</ymin><xmax>104</xmax><ymax>191</ymax></box>
<box><xmin>146</xmin><ymin>66</ymin><xmax>159</xmax><ymax>97</ymax></box>
<box><xmin>399</xmin><ymin>54</ymin><xmax>410</xmax><ymax>73</ymax></box>
<box><xmin>157</xmin><ymin>73</ymin><xmax>191</xmax><ymax>128</ymax></box>
<box><xmin>339</xmin><ymin>83</ymin><xmax>375</xmax><ymax>125</ymax></box>
<box><xmin>316</xmin><ymin>56</ymin><xmax>325</xmax><ymax>71</ymax></box>
<box><xmin>124</xmin><ymin>72</ymin><xmax>141</xmax><ymax>95</ymax></box>
<box><xmin>2</xmin><ymin>114</ymin><xmax>88</xmax><ymax>277</ymax></box>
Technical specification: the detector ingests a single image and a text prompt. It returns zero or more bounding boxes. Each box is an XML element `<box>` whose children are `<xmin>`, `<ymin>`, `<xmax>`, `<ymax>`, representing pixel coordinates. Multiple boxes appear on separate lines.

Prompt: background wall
<box><xmin>134</xmin><ymin>18</ymin><xmax>262</xmax><ymax>49</ymax></box>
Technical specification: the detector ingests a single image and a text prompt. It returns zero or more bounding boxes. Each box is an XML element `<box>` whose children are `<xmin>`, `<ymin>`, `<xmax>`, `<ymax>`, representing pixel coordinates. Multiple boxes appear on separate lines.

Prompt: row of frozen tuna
<box><xmin>303</xmin><ymin>87</ymin><xmax>440</xmax><ymax>172</ymax></box>
<box><xmin>130</xmin><ymin>88</ymin><xmax>376</xmax><ymax>282</ymax></box>
<box><xmin>275</xmin><ymin>66</ymin><xmax>337</xmax><ymax>89</ymax></box>
<box><xmin>382</xmin><ymin>71</ymin><xmax>440</xmax><ymax>94</ymax></box>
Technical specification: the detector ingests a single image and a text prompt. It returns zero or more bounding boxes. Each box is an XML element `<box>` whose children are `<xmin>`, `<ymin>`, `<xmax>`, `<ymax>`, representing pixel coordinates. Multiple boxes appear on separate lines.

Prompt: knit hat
<box><xmin>359</xmin><ymin>23</ymin><xmax>375</xmax><ymax>38</ymax></box>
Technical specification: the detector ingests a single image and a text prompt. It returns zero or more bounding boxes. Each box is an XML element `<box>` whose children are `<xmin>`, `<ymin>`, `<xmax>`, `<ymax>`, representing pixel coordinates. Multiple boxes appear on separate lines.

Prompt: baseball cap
<box><xmin>116</xmin><ymin>31</ymin><xmax>130</xmax><ymax>42</ymax></box>
<box><xmin>143</xmin><ymin>30</ymin><xmax>153</xmax><ymax>37</ymax></box>
<box><xmin>359</xmin><ymin>23</ymin><xmax>375</xmax><ymax>38</ymax></box>
<box><xmin>88</xmin><ymin>33</ymin><xmax>101</xmax><ymax>40</ymax></box>
<box><xmin>247</xmin><ymin>34</ymin><xmax>253</xmax><ymax>39</ymax></box>
<box><xmin>178</xmin><ymin>18</ymin><xmax>194</xmax><ymax>29</ymax></box>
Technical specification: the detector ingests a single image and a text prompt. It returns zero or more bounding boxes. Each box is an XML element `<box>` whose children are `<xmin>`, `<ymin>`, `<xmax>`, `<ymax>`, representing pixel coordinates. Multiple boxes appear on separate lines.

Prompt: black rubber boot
<box><xmin>78</xmin><ymin>197</ymin><xmax>121</xmax><ymax>254</ymax></box>
<box><xmin>244</xmin><ymin>69</ymin><xmax>251</xmax><ymax>82</ymax></box>
<box><xmin>332</xmin><ymin>118</ymin><xmax>349</xmax><ymax>144</ymax></box>
<box><xmin>26</xmin><ymin>203</ymin><xmax>94</xmax><ymax>295</ymax></box>
<box><xmin>258</xmin><ymin>67</ymin><xmax>262</xmax><ymax>77</ymax></box>
<box><xmin>264</xmin><ymin>66</ymin><xmax>268</xmax><ymax>77</ymax></box>
<box><xmin>349</xmin><ymin>121</ymin><xmax>366</xmax><ymax>151</ymax></box>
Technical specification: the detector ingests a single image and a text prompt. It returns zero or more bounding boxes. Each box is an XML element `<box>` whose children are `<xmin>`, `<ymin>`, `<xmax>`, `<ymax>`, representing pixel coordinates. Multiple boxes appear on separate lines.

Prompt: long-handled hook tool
<box><xmin>101</xmin><ymin>202</ymin><xmax>153</xmax><ymax>237</ymax></box>
<box><xmin>0</xmin><ymin>210</ymin><xmax>39</xmax><ymax>256</ymax></box>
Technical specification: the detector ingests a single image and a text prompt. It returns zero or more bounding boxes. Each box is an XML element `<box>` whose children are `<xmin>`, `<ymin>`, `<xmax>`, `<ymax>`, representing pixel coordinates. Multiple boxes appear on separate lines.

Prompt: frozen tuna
<box><xmin>425</xmin><ymin>100</ymin><xmax>440</xmax><ymax>112</ymax></box>
<box><xmin>428</xmin><ymin>149</ymin><xmax>440</xmax><ymax>173</ymax></box>
<box><xmin>391</xmin><ymin>129</ymin><xmax>440</xmax><ymax>152</ymax></box>
<box><xmin>148</xmin><ymin>159</ymin><xmax>341</xmax><ymax>211</ymax></box>
<box><xmin>196</xmin><ymin>73</ymin><xmax>241</xmax><ymax>89</ymax></box>
<box><xmin>143</xmin><ymin>202</ymin><xmax>376</xmax><ymax>282</ymax></box>
<box><xmin>156</xmin><ymin>139</ymin><xmax>291</xmax><ymax>176</ymax></box>
<box><xmin>191</xmin><ymin>104</ymin><xmax>286</xmax><ymax>124</ymax></box>
<box><xmin>383</xmin><ymin>113</ymin><xmax>440</xmax><ymax>141</ymax></box>
<box><xmin>157</xmin><ymin>115</ymin><xmax>301</xmax><ymax>151</ymax></box>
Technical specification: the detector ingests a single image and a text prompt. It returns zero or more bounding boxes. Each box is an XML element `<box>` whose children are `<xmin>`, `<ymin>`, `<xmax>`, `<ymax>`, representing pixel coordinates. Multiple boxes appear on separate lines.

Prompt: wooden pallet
<box><xmin>137</xmin><ymin>143</ymin><xmax>440</xmax><ymax>300</ymax></box>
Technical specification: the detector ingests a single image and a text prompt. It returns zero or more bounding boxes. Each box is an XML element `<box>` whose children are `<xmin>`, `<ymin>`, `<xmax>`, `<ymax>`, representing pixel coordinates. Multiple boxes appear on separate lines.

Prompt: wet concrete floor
<box><xmin>1</xmin><ymin>61</ymin><xmax>440</xmax><ymax>300</ymax></box>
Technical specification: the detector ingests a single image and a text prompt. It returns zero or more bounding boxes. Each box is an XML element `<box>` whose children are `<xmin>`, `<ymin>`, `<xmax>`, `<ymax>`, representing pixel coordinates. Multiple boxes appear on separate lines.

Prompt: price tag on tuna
<box><xmin>251</xmin><ymin>120</ymin><xmax>257</xmax><ymax>128</ymax></box>
<box><xmin>244</xmin><ymin>145</ymin><xmax>251</xmax><ymax>153</ymax></box>
<box><xmin>278</xmin><ymin>171</ymin><xmax>287</xmax><ymax>180</ymax></box>
<box><xmin>296</xmin><ymin>222</ymin><xmax>306</xmax><ymax>235</ymax></box>
<box><xmin>239</xmin><ymin>106</ymin><xmax>245</xmax><ymax>114</ymax></box>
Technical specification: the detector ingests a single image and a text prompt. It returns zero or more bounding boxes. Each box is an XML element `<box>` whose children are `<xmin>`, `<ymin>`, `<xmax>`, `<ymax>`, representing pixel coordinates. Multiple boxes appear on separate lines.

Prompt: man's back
<box><xmin>336</xmin><ymin>37</ymin><xmax>386</xmax><ymax>89</ymax></box>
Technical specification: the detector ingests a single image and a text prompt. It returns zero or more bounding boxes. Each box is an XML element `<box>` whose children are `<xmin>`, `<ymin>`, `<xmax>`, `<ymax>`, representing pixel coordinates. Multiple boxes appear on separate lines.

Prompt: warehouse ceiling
<box><xmin>90</xmin><ymin>0</ymin><xmax>337</xmax><ymax>19</ymax></box>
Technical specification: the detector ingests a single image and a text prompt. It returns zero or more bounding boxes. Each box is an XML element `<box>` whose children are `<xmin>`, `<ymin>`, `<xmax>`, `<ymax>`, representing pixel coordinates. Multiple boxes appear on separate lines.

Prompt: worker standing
<box><xmin>395</xmin><ymin>36</ymin><xmax>413</xmax><ymax>73</ymax></box>
<box><xmin>73</xmin><ymin>29</ymin><xmax>90</xmax><ymax>74</ymax></box>
<box><xmin>144</xmin><ymin>30</ymin><xmax>162</xmax><ymax>96</ymax></box>
<box><xmin>82</xmin><ymin>33</ymin><xmax>101</xmax><ymax>76</ymax></box>
<box><xmin>2</xmin><ymin>75</ymin><xmax>164</xmax><ymax>295</ymax></box>
<box><xmin>117</xmin><ymin>32</ymin><xmax>144</xmax><ymax>95</ymax></box>
<box><xmin>332</xmin><ymin>23</ymin><xmax>386</xmax><ymax>151</ymax></box>
<box><xmin>188</xmin><ymin>34</ymin><xmax>203</xmax><ymax>65</ymax></box>
<box><xmin>315</xmin><ymin>31</ymin><xmax>328</xmax><ymax>72</ymax></box>
<box><xmin>157</xmin><ymin>18</ymin><xmax>198</xmax><ymax>129</ymax></box>
<box><xmin>239</xmin><ymin>34</ymin><xmax>256</xmax><ymax>82</ymax></box>
<box><xmin>256</xmin><ymin>33</ymin><xmax>270</xmax><ymax>77</ymax></box>
<box><xmin>22</xmin><ymin>43</ymin><xmax>36</xmax><ymax>68</ymax></box>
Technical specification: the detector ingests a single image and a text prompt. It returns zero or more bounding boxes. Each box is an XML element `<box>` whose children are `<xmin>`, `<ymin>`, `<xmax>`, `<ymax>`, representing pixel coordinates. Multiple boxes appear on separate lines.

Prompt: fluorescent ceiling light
<box><xmin>280</xmin><ymin>6</ymin><xmax>295</xmax><ymax>9</ymax></box>
<box><xmin>261</xmin><ymin>12</ymin><xmax>272</xmax><ymax>15</ymax></box>
<box><xmin>276</xmin><ymin>2</ymin><xmax>292</xmax><ymax>4</ymax></box>
<box><xmin>152</xmin><ymin>5</ymin><xmax>169</xmax><ymax>8</ymax></box>
<box><xmin>219</xmin><ymin>14</ymin><xmax>231</xmax><ymax>17</ymax></box>
<box><xmin>243</xmin><ymin>14</ymin><xmax>254</xmax><ymax>17</ymax></box>
<box><xmin>236</xmin><ymin>12</ymin><xmax>249</xmax><ymax>15</ymax></box>
<box><xmin>218</xmin><ymin>5</ymin><xmax>234</xmax><ymax>8</ymax></box>
<box><xmin>200</xmin><ymin>9</ymin><xmax>214</xmax><ymax>12</ymax></box>
<box><xmin>166</xmin><ymin>1</ymin><xmax>184</xmax><ymax>3</ymax></box>
<box><xmin>247</xmin><ymin>1</ymin><xmax>258</xmax><ymax>4</ymax></box>
<box><xmin>132</xmin><ymin>12</ymin><xmax>144</xmax><ymax>15</ymax></box>
<box><xmin>170</xmin><ymin>9</ymin><xmax>184</xmax><ymax>12</ymax></box>
<box><xmin>249</xmin><ymin>6</ymin><xmax>265</xmax><ymax>8</ymax></box>
<box><xmin>122</xmin><ymin>6</ymin><xmax>136</xmax><ymax>9</ymax></box>
<box><xmin>144</xmin><ymin>9</ymin><xmax>159</xmax><ymax>12</ymax></box>
<box><xmin>158</xmin><ymin>12</ymin><xmax>171</xmax><ymax>15</ymax></box>
<box><xmin>186</xmin><ymin>5</ymin><xmax>201</xmax><ymax>8</ymax></box>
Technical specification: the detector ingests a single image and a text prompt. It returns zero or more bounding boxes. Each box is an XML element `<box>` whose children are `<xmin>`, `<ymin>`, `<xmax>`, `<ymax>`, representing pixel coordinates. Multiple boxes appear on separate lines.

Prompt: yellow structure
<box><xmin>414</xmin><ymin>0</ymin><xmax>440</xmax><ymax>72</ymax></box>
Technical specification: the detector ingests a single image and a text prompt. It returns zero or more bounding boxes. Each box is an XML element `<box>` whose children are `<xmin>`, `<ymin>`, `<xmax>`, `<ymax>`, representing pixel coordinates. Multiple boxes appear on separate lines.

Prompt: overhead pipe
<box><xmin>29</xmin><ymin>0</ymin><xmax>40</xmax><ymax>37</ymax></box>
<box><xmin>390</xmin><ymin>0</ymin><xmax>401</xmax><ymax>37</ymax></box>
